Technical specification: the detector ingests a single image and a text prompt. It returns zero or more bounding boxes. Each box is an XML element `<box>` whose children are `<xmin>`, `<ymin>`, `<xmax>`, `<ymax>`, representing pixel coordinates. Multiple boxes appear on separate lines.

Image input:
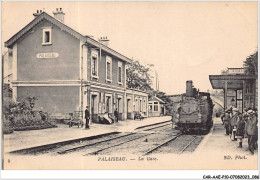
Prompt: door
<box><xmin>127</xmin><ymin>99</ymin><xmax>129</xmax><ymax>114</ymax></box>
<box><xmin>117</xmin><ymin>98</ymin><xmax>121</xmax><ymax>112</ymax></box>
<box><xmin>161</xmin><ymin>106</ymin><xmax>164</xmax><ymax>115</ymax></box>
<box><xmin>106</xmin><ymin>96</ymin><xmax>111</xmax><ymax>113</ymax></box>
<box><xmin>91</xmin><ymin>95</ymin><xmax>96</xmax><ymax>121</ymax></box>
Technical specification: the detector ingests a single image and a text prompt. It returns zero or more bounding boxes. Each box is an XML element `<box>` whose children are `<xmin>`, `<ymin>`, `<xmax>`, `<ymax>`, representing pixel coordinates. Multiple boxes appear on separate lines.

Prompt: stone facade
<box><xmin>5</xmin><ymin>10</ymin><xmax>148</xmax><ymax>123</ymax></box>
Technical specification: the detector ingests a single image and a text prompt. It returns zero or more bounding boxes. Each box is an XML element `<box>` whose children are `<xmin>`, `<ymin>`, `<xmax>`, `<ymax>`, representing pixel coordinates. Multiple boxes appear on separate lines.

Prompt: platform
<box><xmin>194</xmin><ymin>117</ymin><xmax>258</xmax><ymax>170</ymax></box>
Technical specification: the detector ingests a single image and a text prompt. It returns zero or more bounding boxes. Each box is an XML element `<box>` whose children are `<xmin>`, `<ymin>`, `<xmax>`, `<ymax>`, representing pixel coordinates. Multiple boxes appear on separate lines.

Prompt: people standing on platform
<box><xmin>114</xmin><ymin>108</ymin><xmax>119</xmax><ymax>123</ymax></box>
<box><xmin>235</xmin><ymin>112</ymin><xmax>245</xmax><ymax>148</ymax></box>
<box><xmin>223</xmin><ymin>111</ymin><xmax>231</xmax><ymax>135</ymax></box>
<box><xmin>85</xmin><ymin>106</ymin><xmax>90</xmax><ymax>129</ymax></box>
<box><xmin>253</xmin><ymin>108</ymin><xmax>258</xmax><ymax>150</ymax></box>
<box><xmin>245</xmin><ymin>110</ymin><xmax>258</xmax><ymax>154</ymax></box>
<box><xmin>230</xmin><ymin>108</ymin><xmax>239</xmax><ymax>141</ymax></box>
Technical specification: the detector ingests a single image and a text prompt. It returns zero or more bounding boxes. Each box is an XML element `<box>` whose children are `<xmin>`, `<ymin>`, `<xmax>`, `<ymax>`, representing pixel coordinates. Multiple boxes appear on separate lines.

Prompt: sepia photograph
<box><xmin>1</xmin><ymin>0</ymin><xmax>258</xmax><ymax>176</ymax></box>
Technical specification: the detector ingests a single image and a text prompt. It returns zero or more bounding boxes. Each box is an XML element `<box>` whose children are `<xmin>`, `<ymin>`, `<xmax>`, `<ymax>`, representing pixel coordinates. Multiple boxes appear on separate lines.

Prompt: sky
<box><xmin>2</xmin><ymin>1</ymin><xmax>258</xmax><ymax>95</ymax></box>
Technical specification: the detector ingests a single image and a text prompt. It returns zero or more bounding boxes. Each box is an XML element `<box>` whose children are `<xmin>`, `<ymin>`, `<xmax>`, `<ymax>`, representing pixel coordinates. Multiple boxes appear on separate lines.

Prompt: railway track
<box><xmin>178</xmin><ymin>135</ymin><xmax>197</xmax><ymax>154</ymax></box>
<box><xmin>140</xmin><ymin>134</ymin><xmax>200</xmax><ymax>156</ymax></box>
<box><xmin>83</xmin><ymin>133</ymin><xmax>152</xmax><ymax>156</ymax></box>
<box><xmin>142</xmin><ymin>133</ymin><xmax>182</xmax><ymax>156</ymax></box>
<box><xmin>10</xmin><ymin>120</ymin><xmax>202</xmax><ymax>156</ymax></box>
<box><xmin>60</xmin><ymin>122</ymin><xmax>174</xmax><ymax>155</ymax></box>
<box><xmin>57</xmin><ymin>132</ymin><xmax>135</xmax><ymax>154</ymax></box>
<box><xmin>10</xmin><ymin>120</ymin><xmax>174</xmax><ymax>155</ymax></box>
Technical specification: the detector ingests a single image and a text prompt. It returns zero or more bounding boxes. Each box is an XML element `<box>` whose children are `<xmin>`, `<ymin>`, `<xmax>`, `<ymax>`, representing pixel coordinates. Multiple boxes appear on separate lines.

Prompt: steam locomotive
<box><xmin>173</xmin><ymin>81</ymin><xmax>214</xmax><ymax>133</ymax></box>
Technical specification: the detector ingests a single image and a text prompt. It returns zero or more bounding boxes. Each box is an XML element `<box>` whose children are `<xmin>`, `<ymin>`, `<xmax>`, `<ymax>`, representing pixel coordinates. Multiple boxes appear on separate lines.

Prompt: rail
<box><xmin>142</xmin><ymin>133</ymin><xmax>182</xmax><ymax>156</ymax></box>
<box><xmin>178</xmin><ymin>135</ymin><xmax>197</xmax><ymax>154</ymax></box>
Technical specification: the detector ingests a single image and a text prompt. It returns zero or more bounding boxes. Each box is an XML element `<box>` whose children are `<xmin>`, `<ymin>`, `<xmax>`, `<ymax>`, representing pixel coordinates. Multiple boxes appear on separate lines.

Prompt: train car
<box><xmin>174</xmin><ymin>81</ymin><xmax>214</xmax><ymax>133</ymax></box>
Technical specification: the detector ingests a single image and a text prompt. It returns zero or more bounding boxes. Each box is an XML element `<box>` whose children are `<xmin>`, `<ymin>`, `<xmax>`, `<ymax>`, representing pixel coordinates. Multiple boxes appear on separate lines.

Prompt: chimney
<box><xmin>186</xmin><ymin>80</ymin><xmax>194</xmax><ymax>97</ymax></box>
<box><xmin>100</xmin><ymin>36</ymin><xmax>109</xmax><ymax>47</ymax></box>
<box><xmin>33</xmin><ymin>10</ymin><xmax>41</xmax><ymax>18</ymax></box>
<box><xmin>53</xmin><ymin>8</ymin><xmax>65</xmax><ymax>23</ymax></box>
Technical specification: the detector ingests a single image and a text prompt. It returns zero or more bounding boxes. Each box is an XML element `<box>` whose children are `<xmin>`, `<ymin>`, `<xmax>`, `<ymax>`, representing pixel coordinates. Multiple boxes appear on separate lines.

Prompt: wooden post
<box><xmin>235</xmin><ymin>89</ymin><xmax>237</xmax><ymax>108</ymax></box>
<box><xmin>224</xmin><ymin>80</ymin><xmax>228</xmax><ymax>110</ymax></box>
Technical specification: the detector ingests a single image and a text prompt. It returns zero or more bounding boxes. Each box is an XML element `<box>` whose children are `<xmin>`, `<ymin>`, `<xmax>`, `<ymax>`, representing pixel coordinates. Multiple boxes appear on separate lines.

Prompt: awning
<box><xmin>209</xmin><ymin>75</ymin><xmax>256</xmax><ymax>89</ymax></box>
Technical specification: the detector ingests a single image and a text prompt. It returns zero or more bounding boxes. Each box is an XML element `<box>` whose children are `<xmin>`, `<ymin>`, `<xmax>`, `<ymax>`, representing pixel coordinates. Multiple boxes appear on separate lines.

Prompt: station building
<box><xmin>4</xmin><ymin>9</ymin><xmax>148</xmax><ymax>123</ymax></box>
<box><xmin>148</xmin><ymin>96</ymin><xmax>166</xmax><ymax>117</ymax></box>
<box><xmin>209</xmin><ymin>67</ymin><xmax>257</xmax><ymax>112</ymax></box>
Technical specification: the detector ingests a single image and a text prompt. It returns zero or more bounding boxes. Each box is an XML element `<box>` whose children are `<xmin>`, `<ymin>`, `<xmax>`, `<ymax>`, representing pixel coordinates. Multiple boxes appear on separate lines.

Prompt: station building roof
<box><xmin>209</xmin><ymin>74</ymin><xmax>256</xmax><ymax>89</ymax></box>
<box><xmin>149</xmin><ymin>96</ymin><xmax>166</xmax><ymax>104</ymax></box>
<box><xmin>5</xmin><ymin>12</ymin><xmax>132</xmax><ymax>63</ymax></box>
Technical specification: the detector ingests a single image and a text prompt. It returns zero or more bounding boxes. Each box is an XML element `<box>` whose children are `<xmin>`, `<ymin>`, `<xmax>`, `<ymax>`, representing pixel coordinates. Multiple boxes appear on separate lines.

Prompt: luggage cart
<box><xmin>69</xmin><ymin>111</ymin><xmax>83</xmax><ymax>128</ymax></box>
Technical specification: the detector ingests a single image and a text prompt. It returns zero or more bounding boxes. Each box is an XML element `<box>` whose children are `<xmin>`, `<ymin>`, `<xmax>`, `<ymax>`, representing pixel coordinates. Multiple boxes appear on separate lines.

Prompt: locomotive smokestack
<box><xmin>186</xmin><ymin>80</ymin><xmax>193</xmax><ymax>97</ymax></box>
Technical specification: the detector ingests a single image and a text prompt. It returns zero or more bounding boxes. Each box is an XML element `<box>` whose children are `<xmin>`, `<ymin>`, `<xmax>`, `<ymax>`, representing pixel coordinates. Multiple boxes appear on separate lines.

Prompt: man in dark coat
<box><xmin>235</xmin><ymin>113</ymin><xmax>245</xmax><ymax>148</ymax></box>
<box><xmin>246</xmin><ymin>110</ymin><xmax>258</xmax><ymax>154</ymax></box>
<box><xmin>114</xmin><ymin>108</ymin><xmax>118</xmax><ymax>123</ymax></box>
<box><xmin>223</xmin><ymin>111</ymin><xmax>231</xmax><ymax>135</ymax></box>
<box><xmin>85</xmin><ymin>106</ymin><xmax>90</xmax><ymax>129</ymax></box>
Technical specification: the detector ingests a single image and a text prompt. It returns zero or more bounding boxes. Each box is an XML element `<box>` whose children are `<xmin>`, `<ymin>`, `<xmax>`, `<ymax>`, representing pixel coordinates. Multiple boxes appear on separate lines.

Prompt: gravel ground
<box><xmin>56</xmin><ymin>123</ymin><xmax>175</xmax><ymax>156</ymax></box>
<box><xmin>181</xmin><ymin>136</ymin><xmax>204</xmax><ymax>153</ymax></box>
<box><xmin>75</xmin><ymin>133</ymin><xmax>148</xmax><ymax>155</ymax></box>
<box><xmin>91</xmin><ymin>125</ymin><xmax>181</xmax><ymax>156</ymax></box>
<box><xmin>56</xmin><ymin>123</ymin><xmax>178</xmax><ymax>156</ymax></box>
<box><xmin>150</xmin><ymin>135</ymin><xmax>204</xmax><ymax>155</ymax></box>
<box><xmin>97</xmin><ymin>131</ymin><xmax>179</xmax><ymax>155</ymax></box>
<box><xmin>12</xmin><ymin>122</ymin><xmax>204</xmax><ymax>157</ymax></box>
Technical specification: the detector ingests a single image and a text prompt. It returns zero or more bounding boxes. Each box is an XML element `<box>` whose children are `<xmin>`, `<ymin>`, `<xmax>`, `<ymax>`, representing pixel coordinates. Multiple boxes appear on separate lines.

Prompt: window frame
<box><xmin>118</xmin><ymin>61</ymin><xmax>123</xmax><ymax>85</ymax></box>
<box><xmin>245</xmin><ymin>84</ymin><xmax>253</xmax><ymax>94</ymax></box>
<box><xmin>42</xmin><ymin>27</ymin><xmax>52</xmax><ymax>45</ymax></box>
<box><xmin>149</xmin><ymin>105</ymin><xmax>153</xmax><ymax>112</ymax></box>
<box><xmin>106</xmin><ymin>56</ymin><xmax>112</xmax><ymax>83</ymax></box>
<box><xmin>91</xmin><ymin>50</ymin><xmax>99</xmax><ymax>79</ymax></box>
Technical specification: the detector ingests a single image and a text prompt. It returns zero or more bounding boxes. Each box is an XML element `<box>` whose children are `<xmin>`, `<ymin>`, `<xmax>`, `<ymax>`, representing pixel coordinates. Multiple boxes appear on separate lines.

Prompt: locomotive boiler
<box><xmin>174</xmin><ymin>81</ymin><xmax>214</xmax><ymax>133</ymax></box>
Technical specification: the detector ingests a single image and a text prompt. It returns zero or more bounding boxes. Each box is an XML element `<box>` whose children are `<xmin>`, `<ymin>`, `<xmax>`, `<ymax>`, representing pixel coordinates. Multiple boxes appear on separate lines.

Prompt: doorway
<box><xmin>117</xmin><ymin>98</ymin><xmax>122</xmax><ymax>112</ymax></box>
<box><xmin>91</xmin><ymin>94</ymin><xmax>98</xmax><ymax>122</ymax></box>
<box><xmin>105</xmin><ymin>95</ymin><xmax>112</xmax><ymax>113</ymax></box>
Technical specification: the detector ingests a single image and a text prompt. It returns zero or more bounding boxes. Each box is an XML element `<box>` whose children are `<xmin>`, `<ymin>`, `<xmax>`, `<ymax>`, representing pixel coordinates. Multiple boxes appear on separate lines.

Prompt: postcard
<box><xmin>1</xmin><ymin>1</ymin><xmax>258</xmax><ymax>176</ymax></box>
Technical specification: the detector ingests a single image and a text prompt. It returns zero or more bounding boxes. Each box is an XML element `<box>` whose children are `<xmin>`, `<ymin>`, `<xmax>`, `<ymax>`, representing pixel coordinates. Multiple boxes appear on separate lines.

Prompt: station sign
<box><xmin>36</xmin><ymin>53</ymin><xmax>59</xmax><ymax>59</ymax></box>
<box><xmin>227</xmin><ymin>68</ymin><xmax>245</xmax><ymax>75</ymax></box>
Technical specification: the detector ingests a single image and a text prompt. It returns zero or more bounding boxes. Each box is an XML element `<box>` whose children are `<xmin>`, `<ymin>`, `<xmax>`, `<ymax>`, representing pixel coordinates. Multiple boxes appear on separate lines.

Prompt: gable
<box><xmin>5</xmin><ymin>12</ymin><xmax>132</xmax><ymax>63</ymax></box>
<box><xmin>5</xmin><ymin>12</ymin><xmax>85</xmax><ymax>49</ymax></box>
<box><xmin>148</xmin><ymin>96</ymin><xmax>165</xmax><ymax>104</ymax></box>
<box><xmin>16</xmin><ymin>19</ymin><xmax>80</xmax><ymax>81</ymax></box>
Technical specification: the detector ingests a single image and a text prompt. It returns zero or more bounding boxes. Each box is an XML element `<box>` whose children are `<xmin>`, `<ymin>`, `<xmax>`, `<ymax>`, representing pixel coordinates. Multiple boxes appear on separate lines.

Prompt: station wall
<box><xmin>17</xmin><ymin>86</ymin><xmax>79</xmax><ymax>114</ymax></box>
<box><xmin>17</xmin><ymin>20</ymin><xmax>80</xmax><ymax>81</ymax></box>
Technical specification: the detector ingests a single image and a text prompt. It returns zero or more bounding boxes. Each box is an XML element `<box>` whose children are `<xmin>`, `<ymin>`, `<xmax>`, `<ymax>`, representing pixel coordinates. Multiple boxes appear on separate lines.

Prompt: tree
<box><xmin>221</xmin><ymin>69</ymin><xmax>228</xmax><ymax>75</ymax></box>
<box><xmin>244</xmin><ymin>51</ymin><xmax>258</xmax><ymax>75</ymax></box>
<box><xmin>126</xmin><ymin>60</ymin><xmax>153</xmax><ymax>91</ymax></box>
<box><xmin>153</xmin><ymin>90</ymin><xmax>170</xmax><ymax>103</ymax></box>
